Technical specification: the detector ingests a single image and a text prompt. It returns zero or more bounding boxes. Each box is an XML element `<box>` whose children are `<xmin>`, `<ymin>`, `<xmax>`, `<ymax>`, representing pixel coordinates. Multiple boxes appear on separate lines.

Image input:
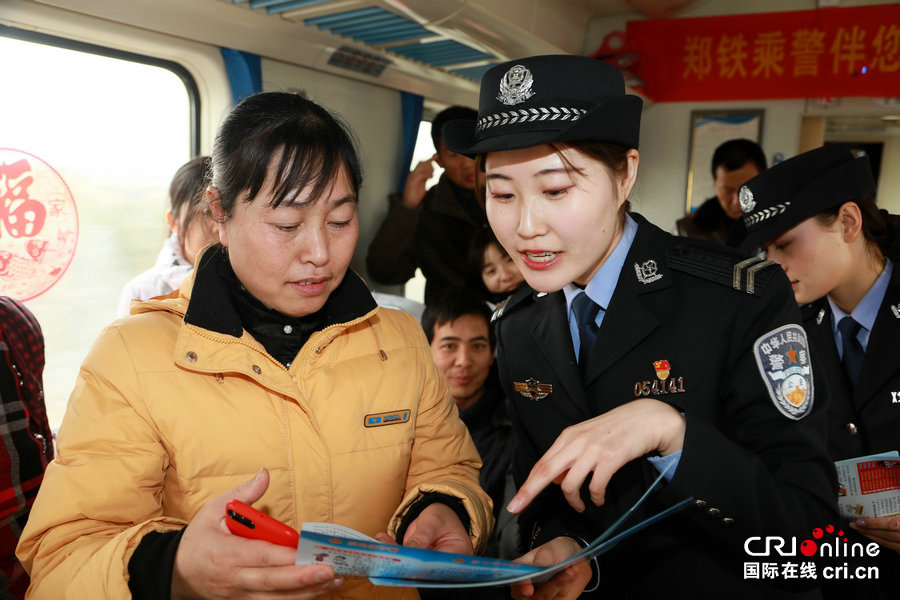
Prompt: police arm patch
<box><xmin>752</xmin><ymin>324</ymin><xmax>814</xmax><ymax>420</ymax></box>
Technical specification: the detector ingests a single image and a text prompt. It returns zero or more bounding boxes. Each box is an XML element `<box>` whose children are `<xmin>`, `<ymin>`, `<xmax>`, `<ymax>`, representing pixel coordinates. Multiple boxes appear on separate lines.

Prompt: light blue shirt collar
<box><xmin>829</xmin><ymin>258</ymin><xmax>893</xmax><ymax>352</ymax></box>
<box><xmin>564</xmin><ymin>214</ymin><xmax>638</xmax><ymax>353</ymax></box>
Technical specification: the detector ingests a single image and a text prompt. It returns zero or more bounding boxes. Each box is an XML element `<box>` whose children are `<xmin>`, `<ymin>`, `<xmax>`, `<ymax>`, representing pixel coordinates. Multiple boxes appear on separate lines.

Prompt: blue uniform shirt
<box><xmin>828</xmin><ymin>258</ymin><xmax>893</xmax><ymax>355</ymax></box>
<box><xmin>563</xmin><ymin>213</ymin><xmax>637</xmax><ymax>354</ymax></box>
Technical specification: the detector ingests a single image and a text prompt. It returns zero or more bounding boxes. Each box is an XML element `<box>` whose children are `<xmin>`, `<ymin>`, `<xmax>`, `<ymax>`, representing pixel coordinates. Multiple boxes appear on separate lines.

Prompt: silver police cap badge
<box><xmin>497</xmin><ymin>65</ymin><xmax>535</xmax><ymax>106</ymax></box>
<box><xmin>739</xmin><ymin>186</ymin><xmax>756</xmax><ymax>213</ymax></box>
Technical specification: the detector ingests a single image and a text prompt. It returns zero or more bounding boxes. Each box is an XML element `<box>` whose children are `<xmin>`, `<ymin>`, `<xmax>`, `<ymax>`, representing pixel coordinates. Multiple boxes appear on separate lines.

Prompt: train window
<box><xmin>0</xmin><ymin>28</ymin><xmax>198</xmax><ymax>430</ymax></box>
<box><xmin>413</xmin><ymin>121</ymin><xmax>444</xmax><ymax>191</ymax></box>
<box><xmin>402</xmin><ymin>120</ymin><xmax>443</xmax><ymax>302</ymax></box>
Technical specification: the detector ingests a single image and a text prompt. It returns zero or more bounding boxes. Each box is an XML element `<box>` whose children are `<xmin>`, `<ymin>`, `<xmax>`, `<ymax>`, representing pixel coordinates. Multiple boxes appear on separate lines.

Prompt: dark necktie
<box><xmin>573</xmin><ymin>292</ymin><xmax>600</xmax><ymax>367</ymax></box>
<box><xmin>837</xmin><ymin>316</ymin><xmax>864</xmax><ymax>387</ymax></box>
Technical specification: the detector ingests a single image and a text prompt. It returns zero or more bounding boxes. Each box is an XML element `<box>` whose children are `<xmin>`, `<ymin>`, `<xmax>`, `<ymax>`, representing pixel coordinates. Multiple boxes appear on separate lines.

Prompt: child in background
<box><xmin>117</xmin><ymin>156</ymin><xmax>218</xmax><ymax>317</ymax></box>
<box><xmin>469</xmin><ymin>228</ymin><xmax>525</xmax><ymax>308</ymax></box>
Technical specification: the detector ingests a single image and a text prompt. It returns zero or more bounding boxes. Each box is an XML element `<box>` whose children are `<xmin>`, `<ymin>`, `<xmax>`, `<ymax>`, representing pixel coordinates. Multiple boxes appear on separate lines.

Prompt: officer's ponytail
<box><xmin>876</xmin><ymin>208</ymin><xmax>900</xmax><ymax>263</ymax></box>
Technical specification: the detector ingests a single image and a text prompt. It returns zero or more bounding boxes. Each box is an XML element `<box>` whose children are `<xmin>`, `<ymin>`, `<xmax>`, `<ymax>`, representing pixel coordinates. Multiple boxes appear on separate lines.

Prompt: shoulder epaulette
<box><xmin>491</xmin><ymin>286</ymin><xmax>533</xmax><ymax>323</ymax></box>
<box><xmin>666</xmin><ymin>244</ymin><xmax>778</xmax><ymax>296</ymax></box>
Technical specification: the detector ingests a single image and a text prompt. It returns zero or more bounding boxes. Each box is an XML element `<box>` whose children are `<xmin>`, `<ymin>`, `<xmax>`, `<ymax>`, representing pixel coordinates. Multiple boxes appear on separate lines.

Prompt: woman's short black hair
<box><xmin>210</xmin><ymin>91</ymin><xmax>362</xmax><ymax>215</ymax></box>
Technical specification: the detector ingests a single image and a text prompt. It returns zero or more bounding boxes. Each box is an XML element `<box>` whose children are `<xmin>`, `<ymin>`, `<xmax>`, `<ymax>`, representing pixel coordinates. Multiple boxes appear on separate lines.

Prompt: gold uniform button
<box><xmin>721</xmin><ymin>517</ymin><xmax>735</xmax><ymax>526</ymax></box>
<box><xmin>846</xmin><ymin>423</ymin><xmax>859</xmax><ymax>435</ymax></box>
<box><xmin>186</xmin><ymin>351</ymin><xmax>197</xmax><ymax>363</ymax></box>
<box><xmin>706</xmin><ymin>507</ymin><xmax>721</xmax><ymax>519</ymax></box>
<box><xmin>252</xmin><ymin>365</ymin><xmax>262</xmax><ymax>374</ymax></box>
<box><xmin>694</xmin><ymin>499</ymin><xmax>708</xmax><ymax>509</ymax></box>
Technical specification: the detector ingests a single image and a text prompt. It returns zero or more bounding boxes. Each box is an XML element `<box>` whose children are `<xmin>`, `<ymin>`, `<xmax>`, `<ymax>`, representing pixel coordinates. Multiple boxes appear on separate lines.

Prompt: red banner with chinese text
<box><xmin>626</xmin><ymin>5</ymin><xmax>900</xmax><ymax>102</ymax></box>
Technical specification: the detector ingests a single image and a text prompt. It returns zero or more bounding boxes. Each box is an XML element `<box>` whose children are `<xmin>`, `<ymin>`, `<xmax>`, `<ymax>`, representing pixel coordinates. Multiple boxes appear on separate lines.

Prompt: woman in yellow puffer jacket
<box><xmin>16</xmin><ymin>92</ymin><xmax>493</xmax><ymax>600</ymax></box>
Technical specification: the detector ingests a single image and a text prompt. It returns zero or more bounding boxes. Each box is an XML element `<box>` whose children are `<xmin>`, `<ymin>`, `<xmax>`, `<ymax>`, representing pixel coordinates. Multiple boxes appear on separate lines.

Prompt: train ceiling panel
<box><xmin>224</xmin><ymin>0</ymin><xmax>705</xmax><ymax>84</ymax></box>
<box><xmin>17</xmin><ymin>0</ymin><xmax>703</xmax><ymax>101</ymax></box>
<box><xmin>229</xmin><ymin>0</ymin><xmax>506</xmax><ymax>82</ymax></box>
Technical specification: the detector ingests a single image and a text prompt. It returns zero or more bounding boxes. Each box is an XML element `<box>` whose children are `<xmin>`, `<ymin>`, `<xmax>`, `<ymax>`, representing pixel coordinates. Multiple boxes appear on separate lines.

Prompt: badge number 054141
<box><xmin>634</xmin><ymin>377</ymin><xmax>686</xmax><ymax>397</ymax></box>
<box><xmin>634</xmin><ymin>359</ymin><xmax>686</xmax><ymax>398</ymax></box>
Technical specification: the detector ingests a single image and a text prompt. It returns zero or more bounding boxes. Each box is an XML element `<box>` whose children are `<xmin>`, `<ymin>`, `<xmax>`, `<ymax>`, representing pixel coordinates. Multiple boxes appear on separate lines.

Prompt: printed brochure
<box><xmin>295</xmin><ymin>466</ymin><xmax>691</xmax><ymax>588</ymax></box>
<box><xmin>836</xmin><ymin>450</ymin><xmax>900</xmax><ymax>519</ymax></box>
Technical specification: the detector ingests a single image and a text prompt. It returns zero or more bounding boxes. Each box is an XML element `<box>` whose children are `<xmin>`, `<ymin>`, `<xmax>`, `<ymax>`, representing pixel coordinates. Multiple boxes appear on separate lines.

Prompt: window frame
<box><xmin>0</xmin><ymin>24</ymin><xmax>200</xmax><ymax>157</ymax></box>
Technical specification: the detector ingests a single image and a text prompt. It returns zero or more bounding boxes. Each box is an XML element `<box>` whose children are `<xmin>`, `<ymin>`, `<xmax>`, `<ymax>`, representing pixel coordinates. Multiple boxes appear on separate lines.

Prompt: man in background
<box><xmin>367</xmin><ymin>106</ymin><xmax>485</xmax><ymax>305</ymax></box>
<box><xmin>422</xmin><ymin>292</ymin><xmax>518</xmax><ymax>562</ymax></box>
<box><xmin>1</xmin><ymin>296</ymin><xmax>53</xmax><ymax>598</ymax></box>
<box><xmin>676</xmin><ymin>138</ymin><xmax>767</xmax><ymax>244</ymax></box>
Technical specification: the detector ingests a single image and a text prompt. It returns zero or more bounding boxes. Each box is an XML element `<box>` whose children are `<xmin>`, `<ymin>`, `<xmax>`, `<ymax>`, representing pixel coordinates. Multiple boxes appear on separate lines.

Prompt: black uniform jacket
<box><xmin>801</xmin><ymin>264</ymin><xmax>900</xmax><ymax>460</ymax></box>
<box><xmin>801</xmin><ymin>265</ymin><xmax>900</xmax><ymax>600</ymax></box>
<box><xmin>494</xmin><ymin>214</ymin><xmax>836</xmax><ymax>599</ymax></box>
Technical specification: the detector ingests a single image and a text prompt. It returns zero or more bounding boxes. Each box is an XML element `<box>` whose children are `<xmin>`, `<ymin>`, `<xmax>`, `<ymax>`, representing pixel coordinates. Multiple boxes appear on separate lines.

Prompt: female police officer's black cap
<box><xmin>442</xmin><ymin>54</ymin><xmax>642</xmax><ymax>157</ymax></box>
<box><xmin>726</xmin><ymin>143</ymin><xmax>876</xmax><ymax>254</ymax></box>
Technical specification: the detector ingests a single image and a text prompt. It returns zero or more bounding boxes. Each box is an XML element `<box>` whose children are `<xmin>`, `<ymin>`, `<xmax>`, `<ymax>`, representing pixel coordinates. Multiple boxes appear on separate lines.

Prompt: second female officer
<box><xmin>444</xmin><ymin>55</ymin><xmax>836</xmax><ymax>599</ymax></box>
<box><xmin>729</xmin><ymin>143</ymin><xmax>900</xmax><ymax>598</ymax></box>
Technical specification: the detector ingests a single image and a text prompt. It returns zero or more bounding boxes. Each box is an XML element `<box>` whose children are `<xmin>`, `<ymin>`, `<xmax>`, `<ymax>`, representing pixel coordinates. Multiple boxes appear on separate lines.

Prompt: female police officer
<box><xmin>443</xmin><ymin>55</ymin><xmax>836</xmax><ymax>599</ymax></box>
<box><xmin>729</xmin><ymin>143</ymin><xmax>900</xmax><ymax>597</ymax></box>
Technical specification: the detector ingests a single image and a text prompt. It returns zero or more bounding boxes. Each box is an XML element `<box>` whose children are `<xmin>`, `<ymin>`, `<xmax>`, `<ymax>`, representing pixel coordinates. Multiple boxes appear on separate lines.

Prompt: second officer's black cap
<box><xmin>726</xmin><ymin>143</ymin><xmax>876</xmax><ymax>253</ymax></box>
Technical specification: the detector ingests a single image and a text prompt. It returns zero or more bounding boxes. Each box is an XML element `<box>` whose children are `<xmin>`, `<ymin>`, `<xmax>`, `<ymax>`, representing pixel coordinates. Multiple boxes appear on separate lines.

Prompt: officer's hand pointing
<box><xmin>507</xmin><ymin>399</ymin><xmax>686</xmax><ymax>514</ymax></box>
